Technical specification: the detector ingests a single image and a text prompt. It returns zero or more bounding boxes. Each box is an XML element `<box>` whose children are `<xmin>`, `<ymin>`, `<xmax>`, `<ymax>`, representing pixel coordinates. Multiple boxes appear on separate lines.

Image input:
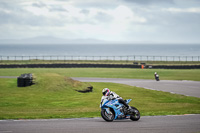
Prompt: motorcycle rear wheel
<box><xmin>130</xmin><ymin>107</ymin><xmax>140</xmax><ymax>121</ymax></box>
<box><xmin>101</xmin><ymin>108</ymin><xmax>115</xmax><ymax>122</ymax></box>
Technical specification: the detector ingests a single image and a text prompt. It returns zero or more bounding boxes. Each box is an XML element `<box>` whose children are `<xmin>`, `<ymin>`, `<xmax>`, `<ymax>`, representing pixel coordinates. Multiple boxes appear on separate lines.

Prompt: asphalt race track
<box><xmin>72</xmin><ymin>77</ymin><xmax>200</xmax><ymax>98</ymax></box>
<box><xmin>0</xmin><ymin>115</ymin><xmax>200</xmax><ymax>133</ymax></box>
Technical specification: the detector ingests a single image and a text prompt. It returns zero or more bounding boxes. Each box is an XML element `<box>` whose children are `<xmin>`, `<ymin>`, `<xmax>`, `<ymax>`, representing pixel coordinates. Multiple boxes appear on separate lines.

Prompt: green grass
<box><xmin>0</xmin><ymin>73</ymin><xmax>94</xmax><ymax>119</ymax></box>
<box><xmin>0</xmin><ymin>68</ymin><xmax>200</xmax><ymax>81</ymax></box>
<box><xmin>0</xmin><ymin>71</ymin><xmax>200</xmax><ymax>119</ymax></box>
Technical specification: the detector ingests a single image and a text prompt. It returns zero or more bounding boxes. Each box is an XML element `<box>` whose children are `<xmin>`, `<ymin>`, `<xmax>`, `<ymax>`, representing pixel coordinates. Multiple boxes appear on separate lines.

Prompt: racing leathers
<box><xmin>100</xmin><ymin>91</ymin><xmax>129</xmax><ymax>108</ymax></box>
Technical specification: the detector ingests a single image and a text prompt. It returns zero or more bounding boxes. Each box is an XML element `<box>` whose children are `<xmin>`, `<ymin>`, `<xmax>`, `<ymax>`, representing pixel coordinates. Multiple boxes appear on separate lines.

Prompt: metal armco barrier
<box><xmin>0</xmin><ymin>55</ymin><xmax>200</xmax><ymax>62</ymax></box>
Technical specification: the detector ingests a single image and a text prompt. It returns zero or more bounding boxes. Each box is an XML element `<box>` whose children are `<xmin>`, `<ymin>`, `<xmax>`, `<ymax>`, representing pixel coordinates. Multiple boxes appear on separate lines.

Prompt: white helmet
<box><xmin>102</xmin><ymin>88</ymin><xmax>110</xmax><ymax>96</ymax></box>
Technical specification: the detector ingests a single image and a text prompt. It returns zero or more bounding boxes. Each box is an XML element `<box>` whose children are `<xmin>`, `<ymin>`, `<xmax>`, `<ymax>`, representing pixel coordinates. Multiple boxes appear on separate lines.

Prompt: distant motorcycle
<box><xmin>100</xmin><ymin>99</ymin><xmax>140</xmax><ymax>122</ymax></box>
<box><xmin>154</xmin><ymin>72</ymin><xmax>160</xmax><ymax>81</ymax></box>
<box><xmin>155</xmin><ymin>74</ymin><xmax>159</xmax><ymax>81</ymax></box>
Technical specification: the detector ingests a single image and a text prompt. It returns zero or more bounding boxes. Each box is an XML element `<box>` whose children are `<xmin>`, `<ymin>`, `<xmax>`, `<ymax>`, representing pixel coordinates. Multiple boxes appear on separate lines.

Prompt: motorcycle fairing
<box><xmin>101</xmin><ymin>99</ymin><xmax>132</xmax><ymax>120</ymax></box>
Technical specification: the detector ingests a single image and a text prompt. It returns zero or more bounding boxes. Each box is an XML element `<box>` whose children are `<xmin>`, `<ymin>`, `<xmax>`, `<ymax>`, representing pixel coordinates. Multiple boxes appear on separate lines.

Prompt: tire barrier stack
<box><xmin>17</xmin><ymin>73</ymin><xmax>34</xmax><ymax>87</ymax></box>
<box><xmin>0</xmin><ymin>64</ymin><xmax>200</xmax><ymax>69</ymax></box>
<box><xmin>76</xmin><ymin>86</ymin><xmax>93</xmax><ymax>93</ymax></box>
<box><xmin>0</xmin><ymin>64</ymin><xmax>141</xmax><ymax>68</ymax></box>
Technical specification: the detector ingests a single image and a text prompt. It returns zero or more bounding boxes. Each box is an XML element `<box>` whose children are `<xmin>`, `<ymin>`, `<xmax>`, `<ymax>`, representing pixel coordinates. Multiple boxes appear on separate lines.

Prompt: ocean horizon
<box><xmin>0</xmin><ymin>44</ymin><xmax>200</xmax><ymax>57</ymax></box>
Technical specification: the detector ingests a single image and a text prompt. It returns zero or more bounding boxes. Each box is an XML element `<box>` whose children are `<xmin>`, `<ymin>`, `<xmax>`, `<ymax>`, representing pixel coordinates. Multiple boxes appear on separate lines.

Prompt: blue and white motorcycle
<box><xmin>100</xmin><ymin>98</ymin><xmax>140</xmax><ymax>122</ymax></box>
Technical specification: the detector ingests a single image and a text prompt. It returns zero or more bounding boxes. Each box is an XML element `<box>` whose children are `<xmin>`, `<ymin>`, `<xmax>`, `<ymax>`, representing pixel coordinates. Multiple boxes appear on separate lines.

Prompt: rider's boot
<box><xmin>127</xmin><ymin>106</ymin><xmax>133</xmax><ymax>111</ymax></box>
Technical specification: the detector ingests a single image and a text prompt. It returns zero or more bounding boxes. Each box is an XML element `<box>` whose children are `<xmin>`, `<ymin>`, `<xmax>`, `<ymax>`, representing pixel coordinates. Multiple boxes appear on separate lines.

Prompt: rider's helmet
<box><xmin>102</xmin><ymin>88</ymin><xmax>110</xmax><ymax>96</ymax></box>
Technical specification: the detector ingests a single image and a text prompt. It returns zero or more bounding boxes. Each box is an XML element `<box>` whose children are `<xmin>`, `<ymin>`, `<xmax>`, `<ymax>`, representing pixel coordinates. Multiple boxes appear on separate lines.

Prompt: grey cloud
<box><xmin>122</xmin><ymin>0</ymin><xmax>174</xmax><ymax>5</ymax></box>
<box><xmin>72</xmin><ymin>11</ymin><xmax>113</xmax><ymax>24</ymax></box>
<box><xmin>0</xmin><ymin>8</ymin><xmax>65</xmax><ymax>27</ymax></box>
<box><xmin>73</xmin><ymin>1</ymin><xmax>119</xmax><ymax>9</ymax></box>
<box><xmin>80</xmin><ymin>9</ymin><xmax>90</xmax><ymax>15</ymax></box>
<box><xmin>140</xmin><ymin>10</ymin><xmax>200</xmax><ymax>42</ymax></box>
<box><xmin>124</xmin><ymin>1</ymin><xmax>200</xmax><ymax>43</ymax></box>
<box><xmin>32</xmin><ymin>2</ymin><xmax>46</xmax><ymax>8</ymax></box>
<box><xmin>0</xmin><ymin>1</ymin><xmax>68</xmax><ymax>26</ymax></box>
<box><xmin>0</xmin><ymin>0</ymin><xmax>200</xmax><ymax>43</ymax></box>
<box><xmin>0</xmin><ymin>1</ymin><xmax>23</xmax><ymax>12</ymax></box>
<box><xmin>31</xmin><ymin>2</ymin><xmax>68</xmax><ymax>12</ymax></box>
<box><xmin>54</xmin><ymin>0</ymin><xmax>70</xmax><ymax>1</ymax></box>
<box><xmin>94</xmin><ymin>12</ymin><xmax>113</xmax><ymax>23</ymax></box>
<box><xmin>146</xmin><ymin>8</ymin><xmax>200</xmax><ymax>26</ymax></box>
<box><xmin>49</xmin><ymin>6</ymin><xmax>68</xmax><ymax>12</ymax></box>
<box><xmin>0</xmin><ymin>1</ymin><xmax>10</xmax><ymax>9</ymax></box>
<box><xmin>0</xmin><ymin>12</ymin><xmax>12</xmax><ymax>24</ymax></box>
<box><xmin>0</xmin><ymin>2</ymin><xmax>25</xmax><ymax>24</ymax></box>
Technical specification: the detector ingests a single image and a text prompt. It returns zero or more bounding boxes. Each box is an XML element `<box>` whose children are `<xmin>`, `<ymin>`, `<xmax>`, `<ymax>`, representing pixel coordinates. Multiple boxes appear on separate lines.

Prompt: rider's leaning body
<box><xmin>101</xmin><ymin>88</ymin><xmax>132</xmax><ymax>110</ymax></box>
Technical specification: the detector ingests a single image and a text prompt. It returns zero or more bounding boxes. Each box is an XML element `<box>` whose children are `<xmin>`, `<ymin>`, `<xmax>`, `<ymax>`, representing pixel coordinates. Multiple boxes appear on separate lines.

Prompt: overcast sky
<box><xmin>0</xmin><ymin>0</ymin><xmax>200</xmax><ymax>44</ymax></box>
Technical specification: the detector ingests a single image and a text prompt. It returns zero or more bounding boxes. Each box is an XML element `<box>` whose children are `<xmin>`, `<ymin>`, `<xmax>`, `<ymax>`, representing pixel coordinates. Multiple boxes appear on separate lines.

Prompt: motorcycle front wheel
<box><xmin>130</xmin><ymin>107</ymin><xmax>140</xmax><ymax>121</ymax></box>
<box><xmin>101</xmin><ymin>108</ymin><xmax>115</xmax><ymax>122</ymax></box>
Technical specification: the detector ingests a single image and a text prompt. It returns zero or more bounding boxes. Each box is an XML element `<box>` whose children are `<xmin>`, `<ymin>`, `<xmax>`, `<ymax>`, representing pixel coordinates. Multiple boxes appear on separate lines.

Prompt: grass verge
<box><xmin>0</xmin><ymin>72</ymin><xmax>199</xmax><ymax>119</ymax></box>
<box><xmin>0</xmin><ymin>68</ymin><xmax>200</xmax><ymax>81</ymax></box>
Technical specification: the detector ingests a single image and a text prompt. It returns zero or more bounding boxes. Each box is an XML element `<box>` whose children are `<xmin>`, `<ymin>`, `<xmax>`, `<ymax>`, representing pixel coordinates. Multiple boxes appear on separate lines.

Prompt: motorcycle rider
<box><xmin>154</xmin><ymin>72</ymin><xmax>159</xmax><ymax>81</ymax></box>
<box><xmin>101</xmin><ymin>88</ymin><xmax>132</xmax><ymax>111</ymax></box>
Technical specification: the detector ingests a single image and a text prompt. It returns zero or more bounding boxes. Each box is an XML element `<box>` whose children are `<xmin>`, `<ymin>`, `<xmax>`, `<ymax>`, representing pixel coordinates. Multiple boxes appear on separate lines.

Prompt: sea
<box><xmin>0</xmin><ymin>44</ymin><xmax>200</xmax><ymax>57</ymax></box>
<box><xmin>0</xmin><ymin>44</ymin><xmax>200</xmax><ymax>61</ymax></box>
